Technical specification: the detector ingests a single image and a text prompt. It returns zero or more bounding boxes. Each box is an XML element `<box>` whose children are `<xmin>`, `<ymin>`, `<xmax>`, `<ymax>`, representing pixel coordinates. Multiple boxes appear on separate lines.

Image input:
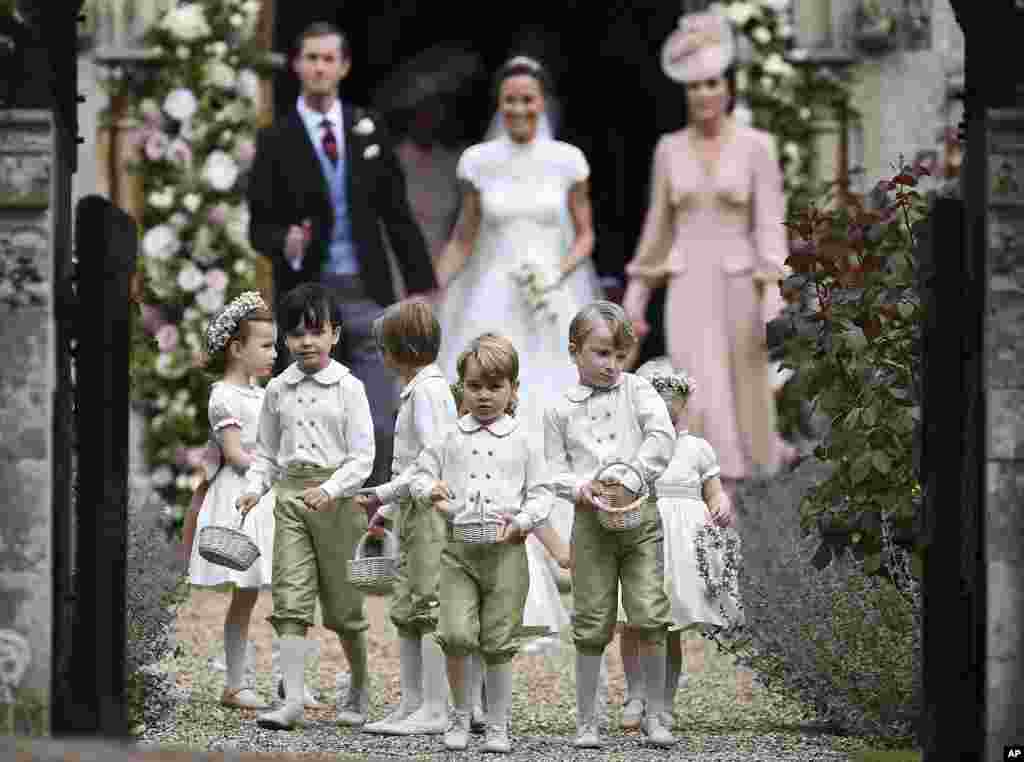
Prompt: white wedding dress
<box><xmin>438</xmin><ymin>133</ymin><xmax>603</xmax><ymax>642</ymax></box>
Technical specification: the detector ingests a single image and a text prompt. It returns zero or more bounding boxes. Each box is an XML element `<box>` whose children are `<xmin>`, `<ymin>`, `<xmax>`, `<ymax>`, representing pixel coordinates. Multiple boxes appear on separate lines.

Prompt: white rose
<box><xmin>202</xmin><ymin>151</ymin><xmax>240</xmax><ymax>192</ymax></box>
<box><xmin>163</xmin><ymin>88</ymin><xmax>198</xmax><ymax>122</ymax></box>
<box><xmin>763</xmin><ymin>53</ymin><xmax>795</xmax><ymax>79</ymax></box>
<box><xmin>734</xmin><ymin>101</ymin><xmax>753</xmax><ymax>125</ymax></box>
<box><xmin>183</xmin><ymin>193</ymin><xmax>202</xmax><ymax>213</ymax></box>
<box><xmin>219</xmin><ymin>130</ymin><xmax>234</xmax><ymax>146</ymax></box>
<box><xmin>150</xmin><ymin>465</ymin><xmax>174</xmax><ymax>487</ymax></box>
<box><xmin>176</xmin><ymin>261</ymin><xmax>205</xmax><ymax>292</ymax></box>
<box><xmin>242</xmin><ymin>0</ymin><xmax>260</xmax><ymax>17</ymax></box>
<box><xmin>353</xmin><ymin>117</ymin><xmax>375</xmax><ymax>136</ymax></box>
<box><xmin>196</xmin><ymin>287</ymin><xmax>226</xmax><ymax>314</ymax></box>
<box><xmin>236</xmin><ymin>69</ymin><xmax>260</xmax><ymax>101</ymax></box>
<box><xmin>142</xmin><ymin>225</ymin><xmax>180</xmax><ymax>260</ymax></box>
<box><xmin>175</xmin><ymin>474</ymin><xmax>193</xmax><ymax>490</ymax></box>
<box><xmin>752</xmin><ymin>26</ymin><xmax>772</xmax><ymax>45</ymax></box>
<box><xmin>229</xmin><ymin>13</ymin><xmax>244</xmax><ymax>27</ymax></box>
<box><xmin>762</xmin><ymin>0</ymin><xmax>790</xmax><ymax>11</ymax></box>
<box><xmin>160</xmin><ymin>3</ymin><xmax>211</xmax><ymax>42</ymax></box>
<box><xmin>799</xmin><ymin>107</ymin><xmax>812</xmax><ymax>120</ymax></box>
<box><xmin>212</xmin><ymin>41</ymin><xmax>228</xmax><ymax>58</ymax></box>
<box><xmin>363</xmin><ymin>144</ymin><xmax>380</xmax><ymax>160</ymax></box>
<box><xmin>233</xmin><ymin>258</ymin><xmax>253</xmax><ymax>276</ymax></box>
<box><xmin>148</xmin><ymin>188</ymin><xmax>174</xmax><ymax>210</ymax></box>
<box><xmin>205</xmin><ymin>61</ymin><xmax>236</xmax><ymax>90</ymax></box>
<box><xmin>155</xmin><ymin>353</ymin><xmax>187</xmax><ymax>379</ymax></box>
<box><xmin>783</xmin><ymin>142</ymin><xmax>801</xmax><ymax>161</ymax></box>
<box><xmin>176</xmin><ymin>45</ymin><xmax>190</xmax><ymax>60</ymax></box>
<box><xmin>726</xmin><ymin>2</ymin><xmax>758</xmax><ymax>26</ymax></box>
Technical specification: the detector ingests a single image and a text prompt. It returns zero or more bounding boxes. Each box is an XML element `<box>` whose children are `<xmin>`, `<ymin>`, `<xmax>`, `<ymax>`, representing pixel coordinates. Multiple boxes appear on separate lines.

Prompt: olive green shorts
<box><xmin>571</xmin><ymin>499</ymin><xmax>670</xmax><ymax>654</ymax></box>
<box><xmin>268</xmin><ymin>464</ymin><xmax>368</xmax><ymax>638</ymax></box>
<box><xmin>437</xmin><ymin>538</ymin><xmax>529</xmax><ymax>665</ymax></box>
<box><xmin>390</xmin><ymin>497</ymin><xmax>446</xmax><ymax>637</ymax></box>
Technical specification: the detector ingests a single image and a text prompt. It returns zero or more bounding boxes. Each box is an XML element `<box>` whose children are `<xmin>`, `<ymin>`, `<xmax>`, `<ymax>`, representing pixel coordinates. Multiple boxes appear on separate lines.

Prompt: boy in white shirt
<box><xmin>355</xmin><ymin>299</ymin><xmax>458</xmax><ymax>736</ymax></box>
<box><xmin>411</xmin><ymin>333</ymin><xmax>552</xmax><ymax>754</ymax></box>
<box><xmin>237</xmin><ymin>284</ymin><xmax>375</xmax><ymax>731</ymax></box>
<box><xmin>544</xmin><ymin>301</ymin><xmax>677</xmax><ymax>749</ymax></box>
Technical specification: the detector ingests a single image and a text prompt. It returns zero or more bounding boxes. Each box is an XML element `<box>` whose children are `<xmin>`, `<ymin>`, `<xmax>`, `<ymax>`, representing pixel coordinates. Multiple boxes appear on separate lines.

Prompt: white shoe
<box><xmin>220</xmin><ymin>687</ymin><xmax>269</xmax><ymax>710</ymax></box>
<box><xmin>572</xmin><ymin>720</ymin><xmax>602</xmax><ymax>748</ymax></box>
<box><xmin>444</xmin><ymin>710</ymin><xmax>471</xmax><ymax>751</ymax></box>
<box><xmin>383</xmin><ymin>707</ymin><xmax>448</xmax><ymax>736</ymax></box>
<box><xmin>482</xmin><ymin>722</ymin><xmax>511</xmax><ymax>754</ymax></box>
<box><xmin>362</xmin><ymin>702</ymin><xmax>419</xmax><ymax>734</ymax></box>
<box><xmin>336</xmin><ymin>687</ymin><xmax>369</xmax><ymax>726</ymax></box>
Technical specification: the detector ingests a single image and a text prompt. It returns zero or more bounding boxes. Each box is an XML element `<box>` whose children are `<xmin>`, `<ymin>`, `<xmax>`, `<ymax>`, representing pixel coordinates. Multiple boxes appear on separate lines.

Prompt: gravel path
<box><xmin>138</xmin><ymin>590</ymin><xmax>863</xmax><ymax>761</ymax></box>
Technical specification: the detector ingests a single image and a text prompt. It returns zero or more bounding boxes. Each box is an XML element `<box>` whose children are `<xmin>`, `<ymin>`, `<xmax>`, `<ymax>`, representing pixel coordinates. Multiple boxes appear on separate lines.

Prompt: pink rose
<box><xmin>168</xmin><ymin>138</ymin><xmax>193</xmax><ymax>168</ymax></box>
<box><xmin>207</xmin><ymin>202</ymin><xmax>230</xmax><ymax>227</ymax></box>
<box><xmin>205</xmin><ymin>268</ymin><xmax>228</xmax><ymax>292</ymax></box>
<box><xmin>140</xmin><ymin>303</ymin><xmax>165</xmax><ymax>335</ymax></box>
<box><xmin>234</xmin><ymin>137</ymin><xmax>256</xmax><ymax>168</ymax></box>
<box><xmin>144</xmin><ymin>130</ymin><xmax>170</xmax><ymax>162</ymax></box>
<box><xmin>156</xmin><ymin>323</ymin><xmax>179</xmax><ymax>352</ymax></box>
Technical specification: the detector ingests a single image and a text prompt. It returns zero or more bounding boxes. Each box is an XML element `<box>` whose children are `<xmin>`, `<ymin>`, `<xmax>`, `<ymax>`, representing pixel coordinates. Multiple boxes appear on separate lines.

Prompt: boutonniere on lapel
<box><xmin>363</xmin><ymin>144</ymin><xmax>380</xmax><ymax>159</ymax></box>
<box><xmin>353</xmin><ymin>116</ymin><xmax>376</xmax><ymax>136</ymax></box>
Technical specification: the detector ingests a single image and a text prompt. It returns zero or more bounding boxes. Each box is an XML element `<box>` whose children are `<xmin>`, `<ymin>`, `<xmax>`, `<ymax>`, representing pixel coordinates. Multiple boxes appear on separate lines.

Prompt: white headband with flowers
<box><xmin>205</xmin><ymin>291</ymin><xmax>268</xmax><ymax>355</ymax></box>
<box><xmin>650</xmin><ymin>372</ymin><xmax>696</xmax><ymax>399</ymax></box>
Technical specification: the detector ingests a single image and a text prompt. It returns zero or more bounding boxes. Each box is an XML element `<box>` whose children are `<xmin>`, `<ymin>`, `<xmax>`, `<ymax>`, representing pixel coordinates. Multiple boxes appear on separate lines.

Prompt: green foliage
<box><xmin>777</xmin><ymin>162</ymin><xmax>930</xmax><ymax>566</ymax></box>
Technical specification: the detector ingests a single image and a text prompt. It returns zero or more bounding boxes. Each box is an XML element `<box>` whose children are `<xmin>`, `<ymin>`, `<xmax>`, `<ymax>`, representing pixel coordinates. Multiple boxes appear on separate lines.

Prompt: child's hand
<box><xmin>301</xmin><ymin>487</ymin><xmax>331</xmax><ymax>512</ymax></box>
<box><xmin>354</xmin><ymin>492</ymin><xmax>382</xmax><ymax>512</ymax></box>
<box><xmin>500</xmin><ymin>514</ymin><xmax>526</xmax><ymax>544</ymax></box>
<box><xmin>236</xmin><ymin>493</ymin><xmax>259</xmax><ymax>515</ymax></box>
<box><xmin>433</xmin><ymin>499</ymin><xmax>456</xmax><ymax>518</ymax></box>
<box><xmin>709</xmin><ymin>495</ymin><xmax>735</xmax><ymax>528</ymax></box>
<box><xmin>577</xmin><ymin>481</ymin><xmax>607</xmax><ymax>512</ymax></box>
<box><xmin>557</xmin><ymin>548</ymin><xmax>573</xmax><ymax>569</ymax></box>
<box><xmin>429</xmin><ymin>481</ymin><xmax>455</xmax><ymax>503</ymax></box>
<box><xmin>367</xmin><ymin>511</ymin><xmax>388</xmax><ymax>538</ymax></box>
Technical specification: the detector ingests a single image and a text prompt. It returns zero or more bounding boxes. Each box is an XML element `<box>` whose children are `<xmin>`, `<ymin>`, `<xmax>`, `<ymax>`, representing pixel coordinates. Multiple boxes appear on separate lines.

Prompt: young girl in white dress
<box><xmin>615</xmin><ymin>357</ymin><xmax>740</xmax><ymax>728</ymax></box>
<box><xmin>186</xmin><ymin>291</ymin><xmax>278</xmax><ymax>710</ymax></box>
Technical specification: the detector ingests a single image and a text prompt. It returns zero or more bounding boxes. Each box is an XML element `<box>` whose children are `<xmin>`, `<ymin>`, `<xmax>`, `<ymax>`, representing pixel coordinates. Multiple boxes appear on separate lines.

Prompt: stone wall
<box><xmin>984</xmin><ymin>103</ymin><xmax>1024</xmax><ymax>760</ymax></box>
<box><xmin>0</xmin><ymin>109</ymin><xmax>55</xmax><ymax>734</ymax></box>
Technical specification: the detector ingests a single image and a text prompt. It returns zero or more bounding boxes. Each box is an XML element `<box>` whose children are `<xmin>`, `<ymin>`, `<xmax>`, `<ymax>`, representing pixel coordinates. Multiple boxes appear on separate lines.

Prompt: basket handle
<box><xmin>354</xmin><ymin>529</ymin><xmax>396</xmax><ymax>560</ymax></box>
<box><xmin>235</xmin><ymin>509</ymin><xmax>249</xmax><ymax>530</ymax></box>
<box><xmin>594</xmin><ymin>460</ymin><xmax>648</xmax><ymax>496</ymax></box>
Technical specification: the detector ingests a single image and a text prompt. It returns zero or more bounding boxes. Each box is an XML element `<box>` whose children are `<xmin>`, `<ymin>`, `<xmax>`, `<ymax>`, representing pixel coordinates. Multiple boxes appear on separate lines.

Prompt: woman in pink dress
<box><xmin>622</xmin><ymin>8</ymin><xmax>795</xmax><ymax>499</ymax></box>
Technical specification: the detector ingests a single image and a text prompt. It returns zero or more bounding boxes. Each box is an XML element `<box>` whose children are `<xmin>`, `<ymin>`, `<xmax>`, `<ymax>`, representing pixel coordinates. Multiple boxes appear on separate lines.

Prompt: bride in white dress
<box><xmin>435</xmin><ymin>56</ymin><xmax>603</xmax><ymax>651</ymax></box>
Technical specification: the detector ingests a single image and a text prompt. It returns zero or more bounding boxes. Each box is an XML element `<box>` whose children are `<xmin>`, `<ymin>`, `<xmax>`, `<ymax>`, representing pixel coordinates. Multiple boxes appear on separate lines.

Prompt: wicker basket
<box><xmin>593</xmin><ymin>461</ymin><xmax>648</xmax><ymax>532</ymax></box>
<box><xmin>198</xmin><ymin>511</ymin><xmax>261</xmax><ymax>571</ymax></box>
<box><xmin>348</xmin><ymin>529</ymin><xmax>399</xmax><ymax>595</ymax></box>
<box><xmin>451</xmin><ymin>493</ymin><xmax>506</xmax><ymax>544</ymax></box>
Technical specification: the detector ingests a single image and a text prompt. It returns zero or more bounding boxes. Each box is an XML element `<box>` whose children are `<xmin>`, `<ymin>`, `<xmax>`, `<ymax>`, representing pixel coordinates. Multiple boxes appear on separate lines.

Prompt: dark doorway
<box><xmin>272</xmin><ymin>2</ymin><xmax>690</xmax><ymax>362</ymax></box>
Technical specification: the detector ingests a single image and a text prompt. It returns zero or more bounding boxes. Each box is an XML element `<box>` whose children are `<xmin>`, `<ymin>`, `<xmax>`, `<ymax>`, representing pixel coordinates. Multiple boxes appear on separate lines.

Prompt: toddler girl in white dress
<box><xmin>185</xmin><ymin>292</ymin><xmax>278</xmax><ymax>710</ymax></box>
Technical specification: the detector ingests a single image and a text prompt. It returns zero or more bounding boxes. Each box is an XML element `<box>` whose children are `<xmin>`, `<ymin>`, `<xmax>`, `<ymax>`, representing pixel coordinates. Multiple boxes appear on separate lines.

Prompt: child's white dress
<box><xmin>189</xmin><ymin>381</ymin><xmax>274</xmax><ymax>588</ymax></box>
<box><xmin>617</xmin><ymin>431</ymin><xmax>743</xmax><ymax>629</ymax></box>
<box><xmin>522</xmin><ymin>501</ymin><xmax>572</xmax><ymax>641</ymax></box>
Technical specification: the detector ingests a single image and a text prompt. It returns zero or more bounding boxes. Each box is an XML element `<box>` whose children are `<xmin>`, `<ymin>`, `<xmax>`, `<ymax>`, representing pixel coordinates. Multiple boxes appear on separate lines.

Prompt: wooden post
<box><xmin>65</xmin><ymin>195</ymin><xmax>137</xmax><ymax>736</ymax></box>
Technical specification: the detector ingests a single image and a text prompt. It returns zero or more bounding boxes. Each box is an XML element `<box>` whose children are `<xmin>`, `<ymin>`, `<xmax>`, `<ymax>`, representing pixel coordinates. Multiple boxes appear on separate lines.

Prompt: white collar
<box><xmin>297</xmin><ymin>96</ymin><xmax>343</xmax><ymax>133</ymax></box>
<box><xmin>399</xmin><ymin>364</ymin><xmax>446</xmax><ymax>400</ymax></box>
<box><xmin>455</xmin><ymin>413</ymin><xmax>518</xmax><ymax>437</ymax></box>
<box><xmin>565</xmin><ymin>374</ymin><xmax>626</xmax><ymax>403</ymax></box>
<box><xmin>281</xmin><ymin>359</ymin><xmax>350</xmax><ymax>386</ymax></box>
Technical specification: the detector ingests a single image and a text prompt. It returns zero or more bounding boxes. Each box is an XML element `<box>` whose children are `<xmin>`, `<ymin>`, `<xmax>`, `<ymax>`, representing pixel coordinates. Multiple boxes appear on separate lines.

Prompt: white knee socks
<box><xmin>575</xmin><ymin>652</ymin><xmax>604</xmax><ymax>726</ymax></box>
<box><xmin>418</xmin><ymin>634</ymin><xmax>449</xmax><ymax>717</ymax></box>
<box><xmin>620</xmin><ymin>632</ymin><xmax>646</xmax><ymax>706</ymax></box>
<box><xmin>397</xmin><ymin>635</ymin><xmax>424</xmax><ymax>714</ymax></box>
<box><xmin>639</xmin><ymin>642</ymin><xmax>668</xmax><ymax>719</ymax></box>
<box><xmin>224</xmin><ymin>622</ymin><xmax>247</xmax><ymax>692</ymax></box>
<box><xmin>485</xmin><ymin>662</ymin><xmax>513</xmax><ymax>728</ymax></box>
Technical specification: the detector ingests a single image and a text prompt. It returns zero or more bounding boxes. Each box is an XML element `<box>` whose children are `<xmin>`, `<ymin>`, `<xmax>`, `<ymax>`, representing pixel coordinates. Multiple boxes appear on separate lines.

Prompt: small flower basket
<box><xmin>593</xmin><ymin>461</ymin><xmax>648</xmax><ymax>532</ymax></box>
<box><xmin>348</xmin><ymin>529</ymin><xmax>399</xmax><ymax>595</ymax></box>
<box><xmin>198</xmin><ymin>511</ymin><xmax>260</xmax><ymax>571</ymax></box>
<box><xmin>451</xmin><ymin>492</ymin><xmax>506</xmax><ymax>544</ymax></box>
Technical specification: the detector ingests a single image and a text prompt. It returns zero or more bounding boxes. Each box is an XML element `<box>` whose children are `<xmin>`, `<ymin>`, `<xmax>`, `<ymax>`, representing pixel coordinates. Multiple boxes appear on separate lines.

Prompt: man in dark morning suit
<box><xmin>247</xmin><ymin>21</ymin><xmax>437</xmax><ymax>495</ymax></box>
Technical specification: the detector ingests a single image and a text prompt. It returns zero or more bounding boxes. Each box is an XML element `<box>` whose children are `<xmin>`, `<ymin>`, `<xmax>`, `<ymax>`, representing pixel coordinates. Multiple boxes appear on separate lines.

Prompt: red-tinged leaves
<box><xmin>893</xmin><ymin>173</ymin><xmax>917</xmax><ymax>186</ymax></box>
<box><xmin>787</xmin><ymin>253</ymin><xmax>817</xmax><ymax>273</ymax></box>
<box><xmin>861</xmin><ymin>316</ymin><xmax>882</xmax><ymax>340</ymax></box>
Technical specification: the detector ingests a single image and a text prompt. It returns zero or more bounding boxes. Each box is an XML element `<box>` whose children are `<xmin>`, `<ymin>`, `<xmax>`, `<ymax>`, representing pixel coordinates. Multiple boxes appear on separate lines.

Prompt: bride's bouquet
<box><xmin>510</xmin><ymin>260</ymin><xmax>561</xmax><ymax>324</ymax></box>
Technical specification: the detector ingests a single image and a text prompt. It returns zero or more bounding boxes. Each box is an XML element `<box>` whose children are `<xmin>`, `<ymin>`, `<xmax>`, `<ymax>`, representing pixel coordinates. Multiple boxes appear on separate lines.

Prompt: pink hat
<box><xmin>661</xmin><ymin>7</ymin><xmax>735</xmax><ymax>83</ymax></box>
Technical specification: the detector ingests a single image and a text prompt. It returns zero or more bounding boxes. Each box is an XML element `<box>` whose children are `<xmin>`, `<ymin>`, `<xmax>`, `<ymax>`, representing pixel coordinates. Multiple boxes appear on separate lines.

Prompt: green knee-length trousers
<box><xmin>390</xmin><ymin>497</ymin><xmax>446</xmax><ymax>637</ymax></box>
<box><xmin>269</xmin><ymin>464</ymin><xmax>368</xmax><ymax>638</ymax></box>
<box><xmin>571</xmin><ymin>499</ymin><xmax>671</xmax><ymax>654</ymax></box>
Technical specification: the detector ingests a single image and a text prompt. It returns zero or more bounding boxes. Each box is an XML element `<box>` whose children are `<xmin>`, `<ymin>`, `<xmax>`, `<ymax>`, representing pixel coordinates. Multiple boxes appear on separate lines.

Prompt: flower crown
<box><xmin>650</xmin><ymin>372</ymin><xmax>696</xmax><ymax>399</ymax></box>
<box><xmin>505</xmin><ymin>55</ymin><xmax>544</xmax><ymax>72</ymax></box>
<box><xmin>205</xmin><ymin>291</ymin><xmax>269</xmax><ymax>355</ymax></box>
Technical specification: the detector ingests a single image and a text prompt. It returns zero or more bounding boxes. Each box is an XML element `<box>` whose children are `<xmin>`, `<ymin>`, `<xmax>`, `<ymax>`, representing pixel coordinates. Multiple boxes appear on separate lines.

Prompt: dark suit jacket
<box><xmin>247</xmin><ymin>101</ymin><xmax>436</xmax><ymax>307</ymax></box>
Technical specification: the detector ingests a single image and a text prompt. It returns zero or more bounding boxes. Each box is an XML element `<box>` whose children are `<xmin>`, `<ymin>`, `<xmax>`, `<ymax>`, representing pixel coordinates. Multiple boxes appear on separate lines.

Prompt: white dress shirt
<box><xmin>543</xmin><ymin>372</ymin><xmax>677</xmax><ymax>502</ymax></box>
<box><xmin>245</xmin><ymin>360</ymin><xmax>375</xmax><ymax>500</ymax></box>
<box><xmin>374</xmin><ymin>363</ymin><xmax>458</xmax><ymax>517</ymax></box>
<box><xmin>410</xmin><ymin>414</ymin><xmax>552</xmax><ymax>534</ymax></box>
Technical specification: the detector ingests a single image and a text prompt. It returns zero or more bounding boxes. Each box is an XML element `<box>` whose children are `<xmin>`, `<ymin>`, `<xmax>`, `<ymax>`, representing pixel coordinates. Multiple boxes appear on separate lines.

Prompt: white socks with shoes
<box><xmin>257</xmin><ymin>636</ymin><xmax>306</xmax><ymax>729</ymax></box>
